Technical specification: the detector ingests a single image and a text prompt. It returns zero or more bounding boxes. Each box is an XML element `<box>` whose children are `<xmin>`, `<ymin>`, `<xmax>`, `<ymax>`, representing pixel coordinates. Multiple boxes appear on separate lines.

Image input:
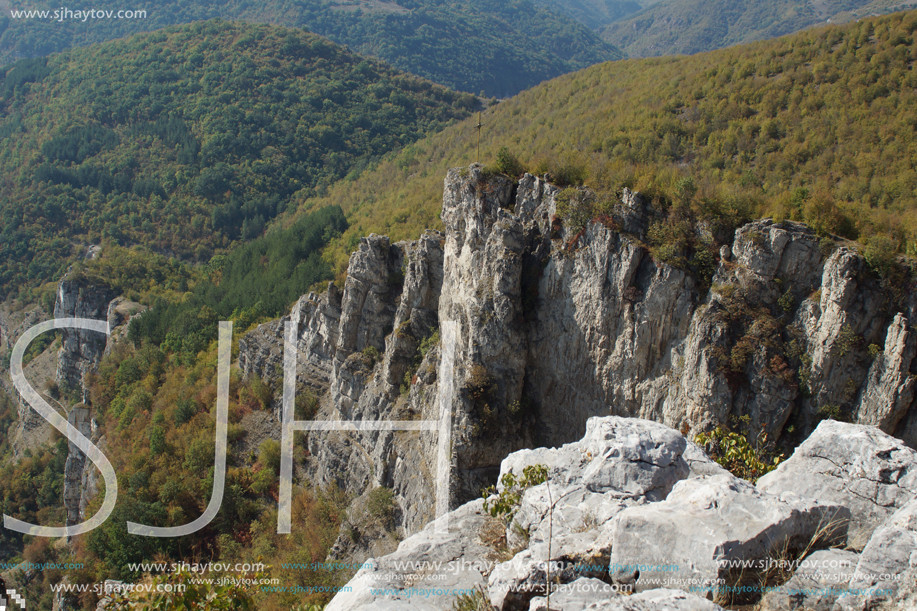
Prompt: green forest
<box><xmin>0</xmin><ymin>20</ymin><xmax>474</xmax><ymax>302</ymax></box>
<box><xmin>536</xmin><ymin>0</ymin><xmax>645</xmax><ymax>30</ymax></box>
<box><xmin>0</xmin><ymin>206</ymin><xmax>350</xmax><ymax>610</ymax></box>
<box><xmin>291</xmin><ymin>10</ymin><xmax>917</xmax><ymax>279</ymax></box>
<box><xmin>0</xmin><ymin>0</ymin><xmax>622</xmax><ymax>97</ymax></box>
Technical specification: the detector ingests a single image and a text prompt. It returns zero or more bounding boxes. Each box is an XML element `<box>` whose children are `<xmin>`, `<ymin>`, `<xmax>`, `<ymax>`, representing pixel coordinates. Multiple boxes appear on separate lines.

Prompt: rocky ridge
<box><xmin>8</xmin><ymin>164</ymin><xmax>917</xmax><ymax>608</ymax></box>
<box><xmin>236</xmin><ymin>164</ymin><xmax>917</xmax><ymax>558</ymax></box>
<box><xmin>53</xmin><ymin>276</ymin><xmax>138</xmax><ymax>528</ymax></box>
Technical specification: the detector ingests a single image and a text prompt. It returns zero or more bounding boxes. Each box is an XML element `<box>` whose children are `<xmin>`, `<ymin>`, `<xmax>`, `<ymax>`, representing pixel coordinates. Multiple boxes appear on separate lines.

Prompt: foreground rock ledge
<box><xmin>757</xmin><ymin>419</ymin><xmax>917</xmax><ymax>550</ymax></box>
<box><xmin>322</xmin><ymin>417</ymin><xmax>917</xmax><ymax>611</ymax></box>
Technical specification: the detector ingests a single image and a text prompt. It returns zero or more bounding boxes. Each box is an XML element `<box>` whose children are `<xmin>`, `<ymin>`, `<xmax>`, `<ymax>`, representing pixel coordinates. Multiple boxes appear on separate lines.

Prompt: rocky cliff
<box><xmin>237</xmin><ymin>164</ymin><xmax>917</xmax><ymax>557</ymax></box>
<box><xmin>52</xmin><ymin>276</ymin><xmax>141</xmax><ymax>528</ymax></box>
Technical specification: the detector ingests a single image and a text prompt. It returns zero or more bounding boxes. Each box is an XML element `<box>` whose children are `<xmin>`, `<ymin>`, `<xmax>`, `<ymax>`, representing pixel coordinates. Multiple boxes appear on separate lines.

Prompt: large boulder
<box><xmin>324</xmin><ymin>500</ymin><xmax>491</xmax><ymax>611</ymax></box>
<box><xmin>757</xmin><ymin>420</ymin><xmax>917</xmax><ymax>549</ymax></box>
<box><xmin>498</xmin><ymin>417</ymin><xmax>690</xmax><ymax>503</ymax></box>
<box><xmin>608</xmin><ymin>473</ymin><xmax>850</xmax><ymax>603</ymax></box>
<box><xmin>833</xmin><ymin>494</ymin><xmax>917</xmax><ymax>611</ymax></box>
<box><xmin>488</xmin><ymin>417</ymin><xmax>693</xmax><ymax>610</ymax></box>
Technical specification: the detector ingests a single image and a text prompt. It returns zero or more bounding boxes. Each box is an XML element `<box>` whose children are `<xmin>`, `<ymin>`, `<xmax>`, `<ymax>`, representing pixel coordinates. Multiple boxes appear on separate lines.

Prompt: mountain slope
<box><xmin>535</xmin><ymin>0</ymin><xmax>645</xmax><ymax>29</ymax></box>
<box><xmin>280</xmin><ymin>9</ymin><xmax>917</xmax><ymax>277</ymax></box>
<box><xmin>0</xmin><ymin>20</ymin><xmax>475</xmax><ymax>302</ymax></box>
<box><xmin>0</xmin><ymin>0</ymin><xmax>623</xmax><ymax>96</ymax></box>
<box><xmin>600</xmin><ymin>0</ymin><xmax>903</xmax><ymax>57</ymax></box>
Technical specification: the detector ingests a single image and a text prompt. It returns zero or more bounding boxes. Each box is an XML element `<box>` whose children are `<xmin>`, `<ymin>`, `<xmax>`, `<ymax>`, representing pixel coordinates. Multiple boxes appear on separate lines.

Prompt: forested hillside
<box><xmin>0</xmin><ymin>0</ymin><xmax>623</xmax><ymax>97</ymax></box>
<box><xmin>601</xmin><ymin>0</ymin><xmax>916</xmax><ymax>57</ymax></box>
<box><xmin>278</xmin><ymin>10</ymin><xmax>917</xmax><ymax>278</ymax></box>
<box><xmin>0</xmin><ymin>20</ymin><xmax>474</xmax><ymax>302</ymax></box>
<box><xmin>1</xmin><ymin>10</ymin><xmax>917</xmax><ymax>610</ymax></box>
<box><xmin>535</xmin><ymin>0</ymin><xmax>645</xmax><ymax>30</ymax></box>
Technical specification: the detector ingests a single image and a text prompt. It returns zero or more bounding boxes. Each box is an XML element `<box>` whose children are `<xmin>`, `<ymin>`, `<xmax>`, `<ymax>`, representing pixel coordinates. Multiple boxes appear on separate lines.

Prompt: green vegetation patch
<box><xmin>0</xmin><ymin>20</ymin><xmax>473</xmax><ymax>300</ymax></box>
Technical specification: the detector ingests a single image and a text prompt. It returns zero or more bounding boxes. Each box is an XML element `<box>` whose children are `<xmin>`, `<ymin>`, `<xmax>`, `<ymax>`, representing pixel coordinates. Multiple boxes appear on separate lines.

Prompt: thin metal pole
<box><xmin>475</xmin><ymin>111</ymin><xmax>482</xmax><ymax>163</ymax></box>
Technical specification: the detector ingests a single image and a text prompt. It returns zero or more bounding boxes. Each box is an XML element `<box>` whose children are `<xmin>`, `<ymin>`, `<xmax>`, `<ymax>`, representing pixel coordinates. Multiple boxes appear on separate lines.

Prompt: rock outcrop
<box><xmin>54</xmin><ymin>276</ymin><xmax>116</xmax><ymax>401</ymax></box>
<box><xmin>231</xmin><ymin>164</ymin><xmax>917</xmax><ymax>555</ymax></box>
<box><xmin>53</xmin><ymin>276</ymin><xmax>121</xmax><ymax>528</ymax></box>
<box><xmin>325</xmin><ymin>417</ymin><xmax>903</xmax><ymax>611</ymax></box>
<box><xmin>324</xmin><ymin>499</ymin><xmax>492</xmax><ymax>611</ymax></box>
<box><xmin>609</xmin><ymin>473</ymin><xmax>849</xmax><ymax>600</ymax></box>
<box><xmin>757</xmin><ymin>419</ymin><xmax>917</xmax><ymax>550</ymax></box>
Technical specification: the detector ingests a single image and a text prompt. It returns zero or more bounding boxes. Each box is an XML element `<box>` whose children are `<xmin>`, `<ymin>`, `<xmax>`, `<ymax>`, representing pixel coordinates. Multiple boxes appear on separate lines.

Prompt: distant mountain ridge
<box><xmin>0</xmin><ymin>0</ymin><xmax>623</xmax><ymax>96</ymax></box>
<box><xmin>600</xmin><ymin>0</ymin><xmax>916</xmax><ymax>57</ymax></box>
<box><xmin>535</xmin><ymin>0</ymin><xmax>645</xmax><ymax>29</ymax></box>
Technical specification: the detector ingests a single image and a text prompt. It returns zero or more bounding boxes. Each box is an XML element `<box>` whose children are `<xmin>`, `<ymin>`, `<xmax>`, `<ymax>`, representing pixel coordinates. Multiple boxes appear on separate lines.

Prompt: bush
<box><xmin>362</xmin><ymin>345</ymin><xmax>381</xmax><ymax>366</ymax></box>
<box><xmin>174</xmin><ymin>398</ymin><xmax>197</xmax><ymax>425</ymax></box>
<box><xmin>259</xmin><ymin>439</ymin><xmax>281</xmax><ymax>475</ymax></box>
<box><xmin>418</xmin><ymin>328</ymin><xmax>440</xmax><ymax>358</ymax></box>
<box><xmin>777</xmin><ymin>289</ymin><xmax>795</xmax><ymax>313</ymax></box>
<box><xmin>366</xmin><ymin>486</ymin><xmax>396</xmax><ymax>527</ymax></box>
<box><xmin>864</xmin><ymin>235</ymin><xmax>898</xmax><ymax>277</ymax></box>
<box><xmin>481</xmin><ymin>464</ymin><xmax>548</xmax><ymax>526</ymax></box>
<box><xmin>490</xmin><ymin>147</ymin><xmax>524</xmax><ymax>178</ymax></box>
<box><xmin>555</xmin><ymin>187</ymin><xmax>593</xmax><ymax>232</ymax></box>
<box><xmin>836</xmin><ymin>323</ymin><xmax>859</xmax><ymax>357</ymax></box>
<box><xmin>694</xmin><ymin>426</ymin><xmax>783</xmax><ymax>482</ymax></box>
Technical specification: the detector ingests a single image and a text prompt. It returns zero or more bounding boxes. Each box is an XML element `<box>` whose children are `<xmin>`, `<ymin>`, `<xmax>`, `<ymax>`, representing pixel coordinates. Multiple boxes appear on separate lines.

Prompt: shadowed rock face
<box><xmin>235</xmin><ymin>165</ymin><xmax>917</xmax><ymax>553</ymax></box>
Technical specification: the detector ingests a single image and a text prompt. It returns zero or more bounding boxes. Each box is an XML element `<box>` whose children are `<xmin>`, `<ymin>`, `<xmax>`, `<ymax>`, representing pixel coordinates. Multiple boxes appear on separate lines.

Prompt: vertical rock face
<box><xmin>54</xmin><ymin>276</ymin><xmax>116</xmax><ymax>401</ymax></box>
<box><xmin>856</xmin><ymin>313</ymin><xmax>917</xmax><ymax>431</ymax></box>
<box><xmin>439</xmin><ymin>167</ymin><xmax>534</xmax><ymax>498</ymax></box>
<box><xmin>53</xmin><ymin>276</ymin><xmax>116</xmax><ymax>528</ymax></box>
<box><xmin>235</xmin><ymin>165</ymin><xmax>917</xmax><ymax>551</ymax></box>
<box><xmin>63</xmin><ymin>406</ymin><xmax>92</xmax><ymax>526</ymax></box>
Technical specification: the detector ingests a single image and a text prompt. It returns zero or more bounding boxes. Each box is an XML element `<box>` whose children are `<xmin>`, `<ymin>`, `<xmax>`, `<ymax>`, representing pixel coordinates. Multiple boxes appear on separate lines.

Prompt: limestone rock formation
<box><xmin>230</xmin><ymin>165</ymin><xmax>917</xmax><ymax>556</ymax></box>
<box><xmin>54</xmin><ymin>276</ymin><xmax>116</xmax><ymax>401</ymax></box>
<box><xmin>609</xmin><ymin>473</ymin><xmax>849</xmax><ymax>600</ymax></box>
<box><xmin>833</xmin><ymin>494</ymin><xmax>917</xmax><ymax>611</ymax></box>
<box><xmin>529</xmin><ymin>585</ymin><xmax>726</xmax><ymax>611</ymax></box>
<box><xmin>756</xmin><ymin>419</ymin><xmax>917</xmax><ymax>550</ymax></box>
<box><xmin>323</xmin><ymin>499</ymin><xmax>492</xmax><ymax>611</ymax></box>
<box><xmin>53</xmin><ymin>276</ymin><xmax>122</xmax><ymax>528</ymax></box>
<box><xmin>326</xmin><ymin>416</ymin><xmax>907</xmax><ymax>611</ymax></box>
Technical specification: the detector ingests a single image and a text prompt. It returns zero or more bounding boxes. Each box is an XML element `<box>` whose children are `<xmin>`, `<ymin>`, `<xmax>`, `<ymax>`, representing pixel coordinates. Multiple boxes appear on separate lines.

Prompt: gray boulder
<box><xmin>488</xmin><ymin>417</ymin><xmax>692</xmax><ymax>610</ymax></box>
<box><xmin>529</xmin><ymin>585</ymin><xmax>726</xmax><ymax>611</ymax></box>
<box><xmin>324</xmin><ymin>499</ymin><xmax>491</xmax><ymax>611</ymax></box>
<box><xmin>498</xmin><ymin>417</ymin><xmax>690</xmax><ymax>502</ymax></box>
<box><xmin>757</xmin><ymin>419</ymin><xmax>917</xmax><ymax>549</ymax></box>
<box><xmin>608</xmin><ymin>473</ymin><xmax>850</xmax><ymax>602</ymax></box>
<box><xmin>833</xmin><ymin>494</ymin><xmax>917</xmax><ymax>611</ymax></box>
